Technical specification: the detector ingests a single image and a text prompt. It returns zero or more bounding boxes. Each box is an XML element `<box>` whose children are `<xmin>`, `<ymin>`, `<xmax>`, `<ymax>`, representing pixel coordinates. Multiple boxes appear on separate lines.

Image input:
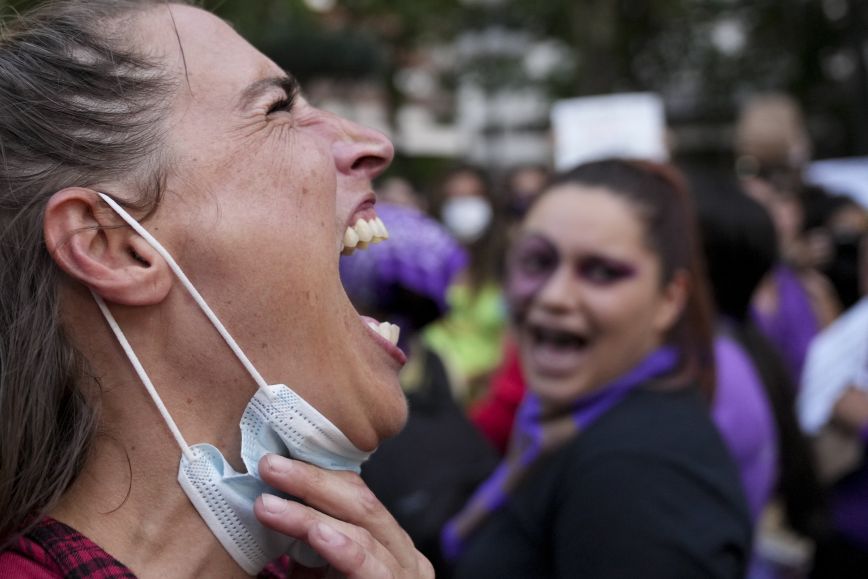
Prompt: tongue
<box><xmin>530</xmin><ymin>338</ymin><xmax>589</xmax><ymax>375</ymax></box>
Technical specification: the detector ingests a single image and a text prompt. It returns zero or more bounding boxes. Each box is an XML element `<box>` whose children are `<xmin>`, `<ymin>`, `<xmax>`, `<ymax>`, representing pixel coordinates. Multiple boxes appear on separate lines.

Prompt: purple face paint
<box><xmin>507</xmin><ymin>234</ymin><xmax>558</xmax><ymax>316</ymax></box>
<box><xmin>506</xmin><ymin>233</ymin><xmax>638</xmax><ymax>320</ymax></box>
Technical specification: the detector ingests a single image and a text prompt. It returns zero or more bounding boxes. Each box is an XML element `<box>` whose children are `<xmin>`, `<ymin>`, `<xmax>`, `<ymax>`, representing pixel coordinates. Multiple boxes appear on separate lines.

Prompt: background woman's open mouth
<box><xmin>526</xmin><ymin>323</ymin><xmax>590</xmax><ymax>376</ymax></box>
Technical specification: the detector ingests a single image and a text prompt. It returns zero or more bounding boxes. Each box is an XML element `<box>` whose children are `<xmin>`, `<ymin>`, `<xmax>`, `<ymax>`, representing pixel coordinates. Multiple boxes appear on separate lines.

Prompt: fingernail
<box><xmin>315</xmin><ymin>522</ymin><xmax>346</xmax><ymax>547</ymax></box>
<box><xmin>261</xmin><ymin>493</ymin><xmax>287</xmax><ymax>514</ymax></box>
<box><xmin>265</xmin><ymin>453</ymin><xmax>292</xmax><ymax>474</ymax></box>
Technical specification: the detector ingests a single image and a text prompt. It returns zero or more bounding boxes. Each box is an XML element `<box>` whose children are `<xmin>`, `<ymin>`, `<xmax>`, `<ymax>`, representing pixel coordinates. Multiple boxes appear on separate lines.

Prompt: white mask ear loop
<box><xmin>91</xmin><ymin>292</ymin><xmax>196</xmax><ymax>462</ymax></box>
<box><xmin>95</xmin><ymin>193</ymin><xmax>272</xmax><ymax>398</ymax></box>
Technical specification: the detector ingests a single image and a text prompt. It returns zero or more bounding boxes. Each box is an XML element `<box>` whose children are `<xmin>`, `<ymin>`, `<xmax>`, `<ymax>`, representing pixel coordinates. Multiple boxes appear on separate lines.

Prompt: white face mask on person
<box><xmin>441</xmin><ymin>196</ymin><xmax>492</xmax><ymax>243</ymax></box>
<box><xmin>91</xmin><ymin>193</ymin><xmax>371</xmax><ymax>574</ymax></box>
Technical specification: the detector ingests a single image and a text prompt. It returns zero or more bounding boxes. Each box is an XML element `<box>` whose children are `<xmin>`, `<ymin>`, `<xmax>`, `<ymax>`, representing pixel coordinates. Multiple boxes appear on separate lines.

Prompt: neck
<box><xmin>52</xmin><ymin>453</ymin><xmax>248</xmax><ymax>578</ymax></box>
<box><xmin>52</xmin><ymin>287</ymin><xmax>257</xmax><ymax>577</ymax></box>
<box><xmin>50</xmin><ymin>391</ymin><xmax>251</xmax><ymax>578</ymax></box>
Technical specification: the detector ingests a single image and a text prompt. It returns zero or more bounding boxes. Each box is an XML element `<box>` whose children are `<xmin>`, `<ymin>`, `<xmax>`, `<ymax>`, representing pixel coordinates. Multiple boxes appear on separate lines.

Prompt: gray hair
<box><xmin>0</xmin><ymin>0</ymin><xmax>181</xmax><ymax>546</ymax></box>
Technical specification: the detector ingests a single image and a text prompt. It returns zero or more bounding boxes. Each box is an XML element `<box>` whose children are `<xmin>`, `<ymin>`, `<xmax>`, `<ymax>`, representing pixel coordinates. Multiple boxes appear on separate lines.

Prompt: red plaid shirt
<box><xmin>0</xmin><ymin>518</ymin><xmax>290</xmax><ymax>578</ymax></box>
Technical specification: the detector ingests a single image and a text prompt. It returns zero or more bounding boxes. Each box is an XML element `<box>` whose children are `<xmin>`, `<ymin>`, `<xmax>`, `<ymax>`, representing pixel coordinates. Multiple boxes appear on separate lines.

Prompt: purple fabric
<box><xmin>339</xmin><ymin>203</ymin><xmax>468</xmax><ymax>314</ymax></box>
<box><xmin>514</xmin><ymin>345</ymin><xmax>679</xmax><ymax>477</ymax></box>
<box><xmin>711</xmin><ymin>334</ymin><xmax>779</xmax><ymax>522</ymax></box>
<box><xmin>441</xmin><ymin>346</ymin><xmax>679</xmax><ymax>560</ymax></box>
<box><xmin>751</xmin><ymin>265</ymin><xmax>820</xmax><ymax>384</ymax></box>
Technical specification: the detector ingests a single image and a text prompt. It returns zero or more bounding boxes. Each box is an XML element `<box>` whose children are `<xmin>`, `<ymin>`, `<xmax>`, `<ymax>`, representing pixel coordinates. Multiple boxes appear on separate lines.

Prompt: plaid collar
<box><xmin>8</xmin><ymin>518</ymin><xmax>135</xmax><ymax>578</ymax></box>
<box><xmin>6</xmin><ymin>518</ymin><xmax>290</xmax><ymax>578</ymax></box>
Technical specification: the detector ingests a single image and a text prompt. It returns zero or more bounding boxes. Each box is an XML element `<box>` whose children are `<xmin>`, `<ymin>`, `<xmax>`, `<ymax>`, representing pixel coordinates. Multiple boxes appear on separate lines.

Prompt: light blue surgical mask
<box><xmin>92</xmin><ymin>193</ymin><xmax>372</xmax><ymax>574</ymax></box>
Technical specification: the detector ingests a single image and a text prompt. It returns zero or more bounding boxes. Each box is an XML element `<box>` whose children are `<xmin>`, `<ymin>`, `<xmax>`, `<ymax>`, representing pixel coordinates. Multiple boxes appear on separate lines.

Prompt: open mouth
<box><xmin>341</xmin><ymin>216</ymin><xmax>389</xmax><ymax>255</ymax></box>
<box><xmin>525</xmin><ymin>323</ymin><xmax>591</xmax><ymax>376</ymax></box>
<box><xmin>340</xmin><ymin>211</ymin><xmax>407</xmax><ymax>365</ymax></box>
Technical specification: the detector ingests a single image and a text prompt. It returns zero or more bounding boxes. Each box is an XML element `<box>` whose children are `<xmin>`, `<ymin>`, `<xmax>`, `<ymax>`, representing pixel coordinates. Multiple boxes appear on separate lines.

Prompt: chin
<box><xmin>528</xmin><ymin>371</ymin><xmax>598</xmax><ymax>407</ymax></box>
<box><xmin>370</xmin><ymin>376</ymin><xmax>410</xmax><ymax>445</ymax></box>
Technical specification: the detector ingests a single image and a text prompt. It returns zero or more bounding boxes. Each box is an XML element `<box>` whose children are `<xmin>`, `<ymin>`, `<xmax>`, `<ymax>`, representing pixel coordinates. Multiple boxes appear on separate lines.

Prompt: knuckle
<box><xmin>284</xmin><ymin>501</ymin><xmax>319</xmax><ymax>530</ymax></box>
<box><xmin>357</xmin><ymin>486</ymin><xmax>381</xmax><ymax>516</ymax></box>
<box><xmin>419</xmin><ymin>554</ymin><xmax>435</xmax><ymax>578</ymax></box>
<box><xmin>355</xmin><ymin>527</ymin><xmax>377</xmax><ymax>551</ymax></box>
<box><xmin>346</xmin><ymin>472</ymin><xmax>369</xmax><ymax>493</ymax></box>
<box><xmin>346</xmin><ymin>540</ymin><xmax>368</xmax><ymax>570</ymax></box>
<box><xmin>305</xmin><ymin>462</ymin><xmax>327</xmax><ymax>487</ymax></box>
<box><xmin>394</xmin><ymin>528</ymin><xmax>413</xmax><ymax>550</ymax></box>
<box><xmin>291</xmin><ymin>462</ymin><xmax>324</xmax><ymax>500</ymax></box>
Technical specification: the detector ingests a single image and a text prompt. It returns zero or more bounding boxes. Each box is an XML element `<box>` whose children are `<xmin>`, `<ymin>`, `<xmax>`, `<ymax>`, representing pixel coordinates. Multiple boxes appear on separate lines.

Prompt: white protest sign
<box><xmin>551</xmin><ymin>92</ymin><xmax>668</xmax><ymax>171</ymax></box>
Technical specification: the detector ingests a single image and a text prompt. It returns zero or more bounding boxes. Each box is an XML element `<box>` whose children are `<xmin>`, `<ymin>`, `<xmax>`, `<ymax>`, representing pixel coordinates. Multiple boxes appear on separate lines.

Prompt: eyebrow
<box><xmin>236</xmin><ymin>74</ymin><xmax>300</xmax><ymax>110</ymax></box>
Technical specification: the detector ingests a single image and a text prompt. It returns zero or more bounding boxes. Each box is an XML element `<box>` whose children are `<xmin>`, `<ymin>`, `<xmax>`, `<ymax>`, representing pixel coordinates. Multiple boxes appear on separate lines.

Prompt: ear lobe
<box><xmin>44</xmin><ymin>188</ymin><xmax>172</xmax><ymax>306</ymax></box>
<box><xmin>653</xmin><ymin>270</ymin><xmax>689</xmax><ymax>335</ymax></box>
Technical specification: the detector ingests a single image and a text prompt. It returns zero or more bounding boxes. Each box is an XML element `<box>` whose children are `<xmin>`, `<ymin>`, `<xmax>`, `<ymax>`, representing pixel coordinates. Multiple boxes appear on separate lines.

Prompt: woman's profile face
<box><xmin>132</xmin><ymin>5</ymin><xmax>406</xmax><ymax>447</ymax></box>
<box><xmin>509</xmin><ymin>185</ymin><xmax>682</xmax><ymax>406</ymax></box>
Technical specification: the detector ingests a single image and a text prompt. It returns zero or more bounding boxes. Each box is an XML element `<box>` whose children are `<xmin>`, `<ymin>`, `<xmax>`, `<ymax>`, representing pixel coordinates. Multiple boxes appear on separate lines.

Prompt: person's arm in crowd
<box><xmin>832</xmin><ymin>387</ymin><xmax>868</xmax><ymax>439</ymax></box>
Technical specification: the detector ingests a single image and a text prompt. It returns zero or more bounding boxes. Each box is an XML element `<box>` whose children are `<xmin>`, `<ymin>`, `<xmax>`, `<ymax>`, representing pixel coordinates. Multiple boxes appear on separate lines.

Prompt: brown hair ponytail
<box><xmin>0</xmin><ymin>0</ymin><xmax>180</xmax><ymax>547</ymax></box>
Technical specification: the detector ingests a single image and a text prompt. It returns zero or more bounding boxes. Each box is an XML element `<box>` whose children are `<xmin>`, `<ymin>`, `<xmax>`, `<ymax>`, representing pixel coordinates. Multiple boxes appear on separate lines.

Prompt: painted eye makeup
<box><xmin>511</xmin><ymin>235</ymin><xmax>559</xmax><ymax>280</ymax></box>
<box><xmin>579</xmin><ymin>256</ymin><xmax>636</xmax><ymax>285</ymax></box>
<box><xmin>507</xmin><ymin>233</ymin><xmax>639</xmax><ymax>317</ymax></box>
<box><xmin>507</xmin><ymin>234</ymin><xmax>559</xmax><ymax>312</ymax></box>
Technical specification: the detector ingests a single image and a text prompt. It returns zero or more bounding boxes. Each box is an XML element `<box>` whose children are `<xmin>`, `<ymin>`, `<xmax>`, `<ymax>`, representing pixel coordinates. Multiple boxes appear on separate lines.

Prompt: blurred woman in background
<box><xmin>735</xmin><ymin>94</ymin><xmax>840</xmax><ymax>383</ymax></box>
<box><xmin>444</xmin><ymin>159</ymin><xmax>752</xmax><ymax>578</ymax></box>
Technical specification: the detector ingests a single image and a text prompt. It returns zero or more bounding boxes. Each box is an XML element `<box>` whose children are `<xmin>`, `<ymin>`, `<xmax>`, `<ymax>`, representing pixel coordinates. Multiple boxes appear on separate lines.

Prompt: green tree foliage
<box><xmin>2</xmin><ymin>0</ymin><xmax>864</xmax><ymax>156</ymax></box>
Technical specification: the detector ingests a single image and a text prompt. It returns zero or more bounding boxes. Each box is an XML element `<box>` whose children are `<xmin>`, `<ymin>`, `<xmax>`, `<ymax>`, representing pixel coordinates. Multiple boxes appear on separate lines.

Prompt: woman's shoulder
<box><xmin>0</xmin><ymin>548</ymin><xmax>61</xmax><ymax>579</ymax></box>
<box><xmin>556</xmin><ymin>384</ymin><xmax>750</xmax><ymax>514</ymax></box>
<box><xmin>578</xmin><ymin>383</ymin><xmax>723</xmax><ymax>454</ymax></box>
<box><xmin>540</xmin><ymin>386</ymin><xmax>752</xmax><ymax>577</ymax></box>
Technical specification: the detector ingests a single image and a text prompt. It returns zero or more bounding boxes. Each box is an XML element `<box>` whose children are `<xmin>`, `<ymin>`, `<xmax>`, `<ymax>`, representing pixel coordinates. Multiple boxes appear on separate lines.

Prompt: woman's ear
<box><xmin>44</xmin><ymin>188</ymin><xmax>172</xmax><ymax>305</ymax></box>
<box><xmin>653</xmin><ymin>269</ymin><xmax>689</xmax><ymax>335</ymax></box>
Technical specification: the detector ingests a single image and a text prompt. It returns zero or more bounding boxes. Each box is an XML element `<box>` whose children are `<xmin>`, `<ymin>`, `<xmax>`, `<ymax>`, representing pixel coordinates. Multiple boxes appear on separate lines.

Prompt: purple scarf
<box><xmin>442</xmin><ymin>346</ymin><xmax>680</xmax><ymax>560</ymax></box>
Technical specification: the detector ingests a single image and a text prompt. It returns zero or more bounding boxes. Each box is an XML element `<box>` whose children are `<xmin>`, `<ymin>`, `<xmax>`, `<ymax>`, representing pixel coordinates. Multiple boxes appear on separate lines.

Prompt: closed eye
<box><xmin>266</xmin><ymin>76</ymin><xmax>299</xmax><ymax>116</ymax></box>
<box><xmin>267</xmin><ymin>93</ymin><xmax>295</xmax><ymax>116</ymax></box>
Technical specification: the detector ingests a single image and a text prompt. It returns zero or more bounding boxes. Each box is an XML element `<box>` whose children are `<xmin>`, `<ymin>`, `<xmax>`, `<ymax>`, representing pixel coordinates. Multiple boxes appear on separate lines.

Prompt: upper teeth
<box><xmin>367</xmin><ymin>320</ymin><xmax>401</xmax><ymax>346</ymax></box>
<box><xmin>342</xmin><ymin>217</ymin><xmax>389</xmax><ymax>255</ymax></box>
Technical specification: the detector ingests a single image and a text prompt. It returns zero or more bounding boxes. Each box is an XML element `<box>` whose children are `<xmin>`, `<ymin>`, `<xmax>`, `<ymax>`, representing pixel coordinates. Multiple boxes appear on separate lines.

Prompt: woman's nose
<box><xmin>330</xmin><ymin>116</ymin><xmax>395</xmax><ymax>180</ymax></box>
<box><xmin>536</xmin><ymin>265</ymin><xmax>581</xmax><ymax>312</ymax></box>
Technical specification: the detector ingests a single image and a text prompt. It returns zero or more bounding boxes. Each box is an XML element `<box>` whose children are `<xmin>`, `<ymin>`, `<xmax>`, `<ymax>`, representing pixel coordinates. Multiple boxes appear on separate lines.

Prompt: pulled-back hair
<box><xmin>545</xmin><ymin>159</ymin><xmax>717</xmax><ymax>398</ymax></box>
<box><xmin>687</xmin><ymin>166</ymin><xmax>779</xmax><ymax>322</ymax></box>
<box><xmin>0</xmin><ymin>0</ymin><xmax>180</xmax><ymax>546</ymax></box>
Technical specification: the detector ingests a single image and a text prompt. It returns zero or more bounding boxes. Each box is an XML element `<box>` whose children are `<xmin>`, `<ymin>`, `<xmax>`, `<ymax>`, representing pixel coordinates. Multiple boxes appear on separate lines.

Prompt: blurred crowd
<box><xmin>339</xmin><ymin>92</ymin><xmax>868</xmax><ymax>579</ymax></box>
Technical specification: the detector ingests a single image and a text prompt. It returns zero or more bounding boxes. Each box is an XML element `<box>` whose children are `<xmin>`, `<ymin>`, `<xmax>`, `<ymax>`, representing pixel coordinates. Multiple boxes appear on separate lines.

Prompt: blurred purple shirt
<box><xmin>712</xmin><ymin>334</ymin><xmax>779</xmax><ymax>521</ymax></box>
<box><xmin>752</xmin><ymin>265</ymin><xmax>820</xmax><ymax>385</ymax></box>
